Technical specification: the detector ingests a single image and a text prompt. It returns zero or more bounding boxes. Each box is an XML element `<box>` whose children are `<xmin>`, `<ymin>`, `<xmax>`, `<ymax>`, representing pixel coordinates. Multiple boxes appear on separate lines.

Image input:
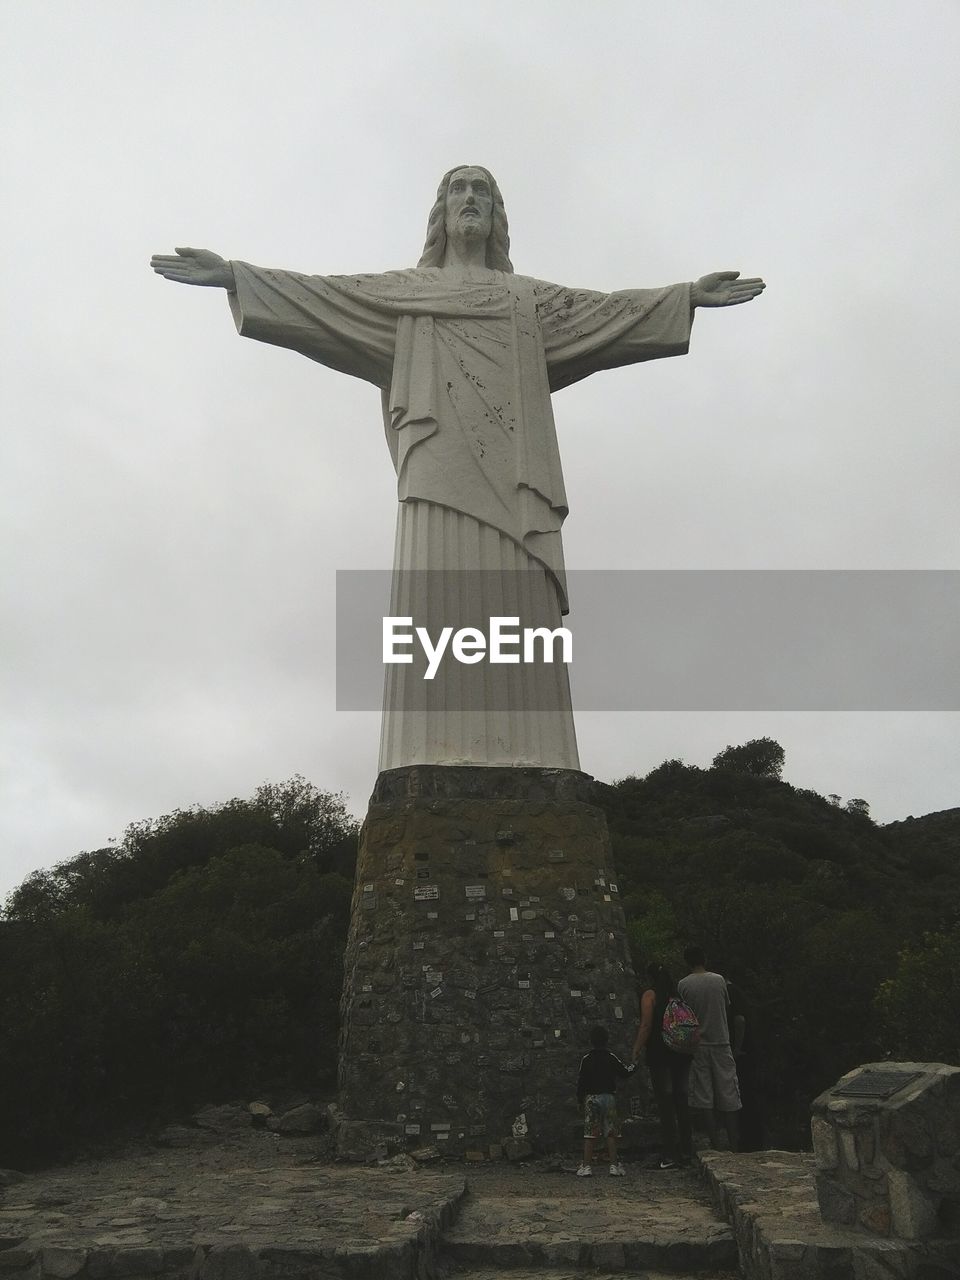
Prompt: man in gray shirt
<box><xmin>678</xmin><ymin>945</ymin><xmax>742</xmax><ymax>1151</ymax></box>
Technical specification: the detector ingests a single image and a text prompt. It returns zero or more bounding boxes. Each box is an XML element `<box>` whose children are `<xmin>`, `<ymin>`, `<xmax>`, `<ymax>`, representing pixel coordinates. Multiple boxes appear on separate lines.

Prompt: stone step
<box><xmin>448</xmin><ymin>1271</ymin><xmax>741</xmax><ymax>1280</ymax></box>
<box><xmin>444</xmin><ymin>1233</ymin><xmax>738</xmax><ymax>1275</ymax></box>
<box><xmin>441</xmin><ymin>1174</ymin><xmax>739</xmax><ymax>1275</ymax></box>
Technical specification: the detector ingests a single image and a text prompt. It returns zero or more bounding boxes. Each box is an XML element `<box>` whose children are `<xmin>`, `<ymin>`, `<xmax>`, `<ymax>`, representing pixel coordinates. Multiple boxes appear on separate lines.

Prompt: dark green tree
<box><xmin>600</xmin><ymin>750</ymin><xmax>959</xmax><ymax>1147</ymax></box>
<box><xmin>0</xmin><ymin>779</ymin><xmax>357</xmax><ymax>1166</ymax></box>
<box><xmin>711</xmin><ymin>737</ymin><xmax>785</xmax><ymax>779</ymax></box>
<box><xmin>876</xmin><ymin>926</ymin><xmax>960</xmax><ymax>1065</ymax></box>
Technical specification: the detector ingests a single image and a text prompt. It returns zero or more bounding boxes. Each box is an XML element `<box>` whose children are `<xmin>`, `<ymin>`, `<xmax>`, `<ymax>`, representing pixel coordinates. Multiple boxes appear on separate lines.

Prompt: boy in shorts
<box><xmin>576</xmin><ymin>1024</ymin><xmax>635</xmax><ymax>1176</ymax></box>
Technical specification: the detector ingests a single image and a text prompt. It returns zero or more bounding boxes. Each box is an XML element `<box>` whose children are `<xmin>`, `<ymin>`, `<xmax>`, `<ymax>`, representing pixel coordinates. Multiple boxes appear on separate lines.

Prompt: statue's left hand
<box><xmin>150</xmin><ymin>247</ymin><xmax>236</xmax><ymax>290</ymax></box>
<box><xmin>692</xmin><ymin>271</ymin><xmax>765</xmax><ymax>308</ymax></box>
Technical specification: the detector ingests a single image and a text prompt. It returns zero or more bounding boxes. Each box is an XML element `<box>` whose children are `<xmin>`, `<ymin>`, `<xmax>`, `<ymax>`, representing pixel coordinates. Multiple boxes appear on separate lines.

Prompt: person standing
<box><xmin>633</xmin><ymin>962</ymin><xmax>694</xmax><ymax>1169</ymax></box>
<box><xmin>678</xmin><ymin>945</ymin><xmax>742</xmax><ymax>1151</ymax></box>
<box><xmin>576</xmin><ymin>1024</ymin><xmax>634</xmax><ymax>1176</ymax></box>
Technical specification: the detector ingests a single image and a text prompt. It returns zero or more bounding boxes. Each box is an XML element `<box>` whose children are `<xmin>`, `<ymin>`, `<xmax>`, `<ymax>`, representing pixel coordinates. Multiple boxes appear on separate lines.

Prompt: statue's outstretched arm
<box><xmin>150</xmin><ymin>247</ymin><xmax>236</xmax><ymax>290</ymax></box>
<box><xmin>692</xmin><ymin>271</ymin><xmax>765</xmax><ymax>308</ymax></box>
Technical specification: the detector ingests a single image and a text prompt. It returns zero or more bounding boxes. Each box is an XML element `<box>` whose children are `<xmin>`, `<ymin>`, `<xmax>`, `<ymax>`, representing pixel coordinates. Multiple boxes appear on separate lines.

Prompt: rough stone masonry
<box><xmin>336</xmin><ymin>766</ymin><xmax>640</xmax><ymax>1156</ymax></box>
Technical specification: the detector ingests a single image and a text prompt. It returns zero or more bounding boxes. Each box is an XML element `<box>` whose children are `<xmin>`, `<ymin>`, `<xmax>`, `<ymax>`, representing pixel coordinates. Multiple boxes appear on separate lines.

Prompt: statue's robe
<box><xmin>228</xmin><ymin>265</ymin><xmax>693</xmax><ymax>770</ymax></box>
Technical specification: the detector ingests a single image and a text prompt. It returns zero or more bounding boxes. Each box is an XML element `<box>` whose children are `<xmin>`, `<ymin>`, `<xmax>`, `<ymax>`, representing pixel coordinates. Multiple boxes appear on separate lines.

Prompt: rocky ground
<box><xmin>1</xmin><ymin>1102</ymin><xmax>954</xmax><ymax>1279</ymax></box>
<box><xmin>0</xmin><ymin>1101</ymin><xmax>734</xmax><ymax>1278</ymax></box>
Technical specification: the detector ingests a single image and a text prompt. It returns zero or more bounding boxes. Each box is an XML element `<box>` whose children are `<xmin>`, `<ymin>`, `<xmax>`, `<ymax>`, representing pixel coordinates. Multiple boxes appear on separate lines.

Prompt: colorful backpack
<box><xmin>661</xmin><ymin>996</ymin><xmax>701</xmax><ymax>1054</ymax></box>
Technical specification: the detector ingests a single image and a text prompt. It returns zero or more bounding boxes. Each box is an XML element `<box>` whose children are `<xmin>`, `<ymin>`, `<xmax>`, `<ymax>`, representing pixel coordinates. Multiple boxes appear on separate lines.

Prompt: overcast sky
<box><xmin>3</xmin><ymin>1</ymin><xmax>958</xmax><ymax>901</ymax></box>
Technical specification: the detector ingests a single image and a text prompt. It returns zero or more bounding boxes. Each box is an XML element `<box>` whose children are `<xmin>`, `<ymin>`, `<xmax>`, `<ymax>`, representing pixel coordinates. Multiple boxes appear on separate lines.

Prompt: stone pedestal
<box><xmin>811</xmin><ymin>1061</ymin><xmax>960</xmax><ymax>1242</ymax></box>
<box><xmin>337</xmin><ymin>765</ymin><xmax>640</xmax><ymax>1157</ymax></box>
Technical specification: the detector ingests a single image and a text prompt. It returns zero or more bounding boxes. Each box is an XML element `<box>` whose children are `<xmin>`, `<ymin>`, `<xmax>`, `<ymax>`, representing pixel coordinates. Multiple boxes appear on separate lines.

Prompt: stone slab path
<box><xmin>0</xmin><ymin>1128</ymin><xmax>740</xmax><ymax>1279</ymax></box>
<box><xmin>10</xmin><ymin>1128</ymin><xmax>953</xmax><ymax>1279</ymax></box>
<box><xmin>443</xmin><ymin>1162</ymin><xmax>737</xmax><ymax>1275</ymax></box>
<box><xmin>0</xmin><ymin>1131</ymin><xmax>465</xmax><ymax>1279</ymax></box>
<box><xmin>699</xmin><ymin>1150</ymin><xmax>960</xmax><ymax>1279</ymax></box>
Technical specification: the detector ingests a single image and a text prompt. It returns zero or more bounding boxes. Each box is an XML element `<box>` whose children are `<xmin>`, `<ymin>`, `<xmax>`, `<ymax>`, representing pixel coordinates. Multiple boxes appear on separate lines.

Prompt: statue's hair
<box><xmin>417</xmin><ymin>165</ymin><xmax>513</xmax><ymax>272</ymax></box>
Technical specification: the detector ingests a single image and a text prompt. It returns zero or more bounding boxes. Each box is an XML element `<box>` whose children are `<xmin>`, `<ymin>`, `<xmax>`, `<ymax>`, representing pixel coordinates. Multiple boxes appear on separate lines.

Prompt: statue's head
<box><xmin>418</xmin><ymin>164</ymin><xmax>513</xmax><ymax>272</ymax></box>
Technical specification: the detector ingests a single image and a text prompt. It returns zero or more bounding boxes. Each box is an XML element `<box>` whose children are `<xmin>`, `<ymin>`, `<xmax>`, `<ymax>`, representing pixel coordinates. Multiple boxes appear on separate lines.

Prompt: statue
<box><xmin>152</xmin><ymin>166</ymin><xmax>764</xmax><ymax>773</ymax></box>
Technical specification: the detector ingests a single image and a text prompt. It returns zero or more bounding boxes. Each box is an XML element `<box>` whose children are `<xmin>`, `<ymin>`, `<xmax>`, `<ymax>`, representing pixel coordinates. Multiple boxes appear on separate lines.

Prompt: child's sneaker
<box><xmin>576</xmin><ymin>1163</ymin><xmax>592</xmax><ymax>1177</ymax></box>
<box><xmin>609</xmin><ymin>1162</ymin><xmax>626</xmax><ymax>1176</ymax></box>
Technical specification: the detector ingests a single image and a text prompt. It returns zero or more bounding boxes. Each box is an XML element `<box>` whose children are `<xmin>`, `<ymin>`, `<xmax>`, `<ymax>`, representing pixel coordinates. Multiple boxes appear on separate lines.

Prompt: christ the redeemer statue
<box><xmin>152</xmin><ymin>165</ymin><xmax>764</xmax><ymax>773</ymax></box>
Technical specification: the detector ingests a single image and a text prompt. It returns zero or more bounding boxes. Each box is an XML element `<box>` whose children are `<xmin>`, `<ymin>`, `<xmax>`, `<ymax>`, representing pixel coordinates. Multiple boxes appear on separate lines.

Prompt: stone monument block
<box><xmin>337</xmin><ymin>765</ymin><xmax>640</xmax><ymax>1156</ymax></box>
<box><xmin>812</xmin><ymin>1061</ymin><xmax>960</xmax><ymax>1242</ymax></box>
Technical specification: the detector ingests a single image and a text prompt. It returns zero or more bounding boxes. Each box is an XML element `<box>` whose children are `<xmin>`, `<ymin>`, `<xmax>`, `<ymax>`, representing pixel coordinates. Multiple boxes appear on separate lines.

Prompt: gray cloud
<box><xmin>2</xmin><ymin>1</ymin><xmax>958</xmax><ymax>898</ymax></box>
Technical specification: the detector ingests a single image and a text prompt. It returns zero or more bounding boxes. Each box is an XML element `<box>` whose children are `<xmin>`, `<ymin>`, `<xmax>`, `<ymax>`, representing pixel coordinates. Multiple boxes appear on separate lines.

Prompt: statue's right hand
<box><xmin>150</xmin><ymin>247</ymin><xmax>235</xmax><ymax>289</ymax></box>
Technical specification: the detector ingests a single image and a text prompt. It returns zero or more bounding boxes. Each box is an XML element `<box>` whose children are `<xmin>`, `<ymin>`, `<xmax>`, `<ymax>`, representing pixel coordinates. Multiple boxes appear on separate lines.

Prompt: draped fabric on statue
<box><xmin>229</xmin><ymin>263</ymin><xmax>693</xmax><ymax>769</ymax></box>
<box><xmin>381</xmin><ymin>501</ymin><xmax>580</xmax><ymax>770</ymax></box>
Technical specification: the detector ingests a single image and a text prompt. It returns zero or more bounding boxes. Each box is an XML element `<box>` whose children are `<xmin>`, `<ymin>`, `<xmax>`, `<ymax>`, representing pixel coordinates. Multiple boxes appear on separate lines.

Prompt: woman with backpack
<box><xmin>632</xmin><ymin>961</ymin><xmax>695</xmax><ymax>1169</ymax></box>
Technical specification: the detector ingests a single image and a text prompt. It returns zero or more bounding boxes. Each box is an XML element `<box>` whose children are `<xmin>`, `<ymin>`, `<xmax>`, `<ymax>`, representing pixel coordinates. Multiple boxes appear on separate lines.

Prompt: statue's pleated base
<box><xmin>379</xmin><ymin>500</ymin><xmax>580</xmax><ymax>772</ymax></box>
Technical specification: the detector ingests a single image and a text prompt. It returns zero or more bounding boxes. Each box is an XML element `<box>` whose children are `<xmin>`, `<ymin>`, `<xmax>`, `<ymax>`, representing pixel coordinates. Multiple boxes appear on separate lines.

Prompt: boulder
<box><xmin>270</xmin><ymin>1103</ymin><xmax>323</xmax><ymax>1134</ymax></box>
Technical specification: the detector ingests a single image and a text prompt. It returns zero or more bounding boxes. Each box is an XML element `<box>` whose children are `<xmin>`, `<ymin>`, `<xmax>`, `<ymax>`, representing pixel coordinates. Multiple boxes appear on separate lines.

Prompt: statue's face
<box><xmin>444</xmin><ymin>167</ymin><xmax>494</xmax><ymax>243</ymax></box>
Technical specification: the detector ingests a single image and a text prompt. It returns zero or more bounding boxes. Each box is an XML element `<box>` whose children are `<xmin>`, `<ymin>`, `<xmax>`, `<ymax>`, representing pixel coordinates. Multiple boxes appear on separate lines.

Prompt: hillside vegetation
<box><xmin>598</xmin><ymin>742</ymin><xmax>960</xmax><ymax>1145</ymax></box>
<box><xmin>0</xmin><ymin>778</ymin><xmax>356</xmax><ymax>1166</ymax></box>
<box><xmin>1</xmin><ymin>745</ymin><xmax>957</xmax><ymax>1164</ymax></box>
